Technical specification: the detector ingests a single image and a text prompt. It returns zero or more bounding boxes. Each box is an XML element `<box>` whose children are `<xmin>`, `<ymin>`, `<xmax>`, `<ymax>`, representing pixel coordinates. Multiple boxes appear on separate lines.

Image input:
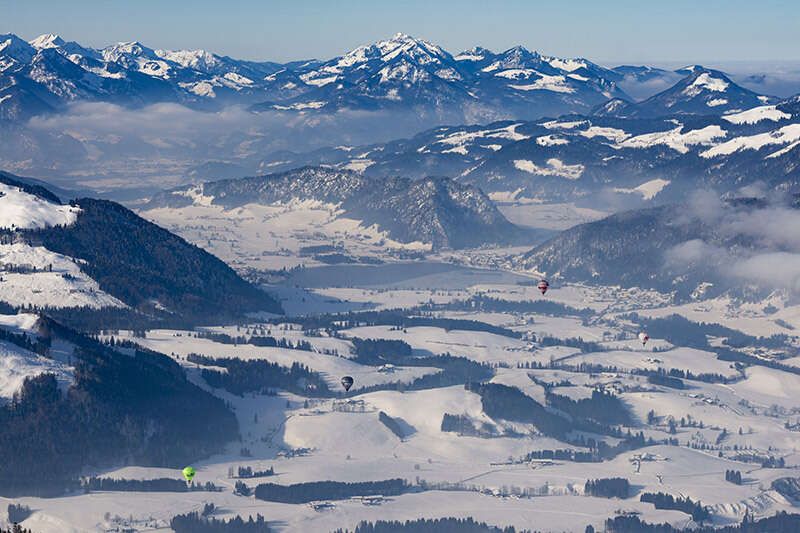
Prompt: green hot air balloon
<box><xmin>182</xmin><ymin>466</ymin><xmax>196</xmax><ymax>483</ymax></box>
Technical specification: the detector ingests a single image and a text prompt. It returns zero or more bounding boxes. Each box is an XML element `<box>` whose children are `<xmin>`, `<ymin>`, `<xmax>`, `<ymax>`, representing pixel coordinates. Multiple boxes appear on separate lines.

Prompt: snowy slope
<box><xmin>0</xmin><ymin>312</ymin><xmax>73</xmax><ymax>399</ymax></box>
<box><xmin>600</xmin><ymin>68</ymin><xmax>777</xmax><ymax>118</ymax></box>
<box><xmin>0</xmin><ymin>181</ymin><xmax>80</xmax><ymax>229</ymax></box>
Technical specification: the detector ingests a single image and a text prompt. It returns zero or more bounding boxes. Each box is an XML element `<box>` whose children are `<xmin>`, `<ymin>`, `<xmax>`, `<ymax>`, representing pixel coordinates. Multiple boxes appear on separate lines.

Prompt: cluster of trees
<box><xmin>332</xmin><ymin>517</ymin><xmax>521</xmax><ymax>532</ymax></box>
<box><xmin>344</xmin><ymin>353</ymin><xmax>493</xmax><ymax>396</ymax></box>
<box><xmin>24</xmin><ymin>198</ymin><xmax>281</xmax><ymax>326</ymax></box>
<box><xmin>427</xmin><ymin>294</ymin><xmax>593</xmax><ymax>318</ymax></box>
<box><xmin>234</xmin><ymin>480</ymin><xmax>251</xmax><ymax>496</ymax></box>
<box><xmin>557</xmin><ymin>362</ymin><xmax>729</xmax><ymax>385</ymax></box>
<box><xmin>471</xmin><ymin>382</ymin><xmax>672</xmax><ymax>460</ymax></box>
<box><xmin>646</xmin><ymin>367</ymin><xmax>729</xmax><ymax>385</ymax></box>
<box><xmin>0</xmin><ymin>317</ymin><xmax>237</xmax><ymax>495</ymax></box>
<box><xmin>379</xmin><ymin>411</ymin><xmax>411</xmax><ymax>439</ymax></box>
<box><xmin>761</xmin><ymin>456</ymin><xmax>787</xmax><ymax>468</ymax></box>
<box><xmin>82</xmin><ymin>477</ymin><xmax>221</xmax><ymax>492</ymax></box>
<box><xmin>624</xmin><ymin>313</ymin><xmax>789</xmax><ymax>353</ymax></box>
<box><xmin>469</xmin><ymin>382</ymin><xmax>573</xmax><ymax>439</ymax></box>
<box><xmin>188</xmin><ymin>354</ymin><xmax>330</xmax><ymax>397</ymax></box>
<box><xmin>254</xmin><ymin>479</ymin><xmax>409</xmax><ymax>504</ymax></box>
<box><xmin>352</xmin><ymin>338</ymin><xmax>413</xmax><ymax>364</ymax></box>
<box><xmin>725</xmin><ymin>470</ymin><xmax>743</xmax><ymax>485</ymax></box>
<box><xmin>537</xmin><ymin>336</ymin><xmax>606</xmax><ymax>352</ymax></box>
<box><xmin>470</xmin><ymin>383</ymin><xmax>639</xmax><ymax>444</ymax></box>
<box><xmin>270</xmin><ymin>309</ymin><xmax>521</xmax><ymax>339</ymax></box>
<box><xmin>584</xmin><ymin>478</ymin><xmax>630</xmax><ymax>498</ymax></box>
<box><xmin>39</xmin><ymin>305</ymin><xmax>189</xmax><ymax>333</ymax></box>
<box><xmin>545</xmin><ymin>389</ymin><xmax>633</xmax><ymax>426</ymax></box>
<box><xmin>170</xmin><ymin>512</ymin><xmax>271</xmax><ymax>532</ymax></box>
<box><xmin>0</xmin><ymin>526</ymin><xmax>34</xmax><ymax>533</ymax></box>
<box><xmin>640</xmin><ymin>492</ymin><xmax>710</xmax><ymax>522</ymax></box>
<box><xmin>0</xmin><ymin>325</ymin><xmax>49</xmax><ymax>356</ymax></box>
<box><xmin>523</xmin><ymin>449</ymin><xmax>601</xmax><ymax>463</ymax></box>
<box><xmin>194</xmin><ymin>331</ymin><xmax>313</xmax><ymax>351</ymax></box>
<box><xmin>605</xmin><ymin>512</ymin><xmax>800</xmax><ymax>532</ymax></box>
<box><xmin>441</xmin><ymin>413</ymin><xmax>497</xmax><ymax>437</ymax></box>
<box><xmin>647</xmin><ymin>374</ymin><xmax>685</xmax><ymax>389</ymax></box>
<box><xmin>235</xmin><ymin>466</ymin><xmax>275</xmax><ymax>478</ymax></box>
<box><xmin>7</xmin><ymin>504</ymin><xmax>31</xmax><ymax>523</ymax></box>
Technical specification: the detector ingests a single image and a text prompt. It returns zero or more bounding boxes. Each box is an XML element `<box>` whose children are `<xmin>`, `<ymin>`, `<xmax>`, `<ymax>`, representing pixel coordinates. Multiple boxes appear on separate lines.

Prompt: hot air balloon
<box><xmin>341</xmin><ymin>376</ymin><xmax>354</xmax><ymax>392</ymax></box>
<box><xmin>182</xmin><ymin>466</ymin><xmax>196</xmax><ymax>484</ymax></box>
<box><xmin>537</xmin><ymin>279</ymin><xmax>549</xmax><ymax>295</ymax></box>
<box><xmin>638</xmin><ymin>332</ymin><xmax>650</xmax><ymax>347</ymax></box>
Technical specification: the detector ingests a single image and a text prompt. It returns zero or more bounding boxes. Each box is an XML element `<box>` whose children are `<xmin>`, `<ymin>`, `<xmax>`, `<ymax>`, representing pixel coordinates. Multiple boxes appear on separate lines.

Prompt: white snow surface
<box><xmin>701</xmin><ymin>124</ymin><xmax>800</xmax><ymax>158</ymax></box>
<box><xmin>513</xmin><ymin>159</ymin><xmax>584</xmax><ymax>180</ymax></box>
<box><xmin>621</xmin><ymin>125</ymin><xmax>726</xmax><ymax>154</ymax></box>
<box><xmin>613</xmin><ymin>178</ymin><xmax>671</xmax><ymax>200</ymax></box>
<box><xmin>0</xmin><ymin>313</ymin><xmax>73</xmax><ymax>399</ymax></box>
<box><xmin>723</xmin><ymin>105</ymin><xmax>790</xmax><ymax>125</ymax></box>
<box><xmin>0</xmin><ymin>183</ymin><xmax>80</xmax><ymax>230</ymax></box>
<box><xmin>684</xmin><ymin>72</ymin><xmax>729</xmax><ymax>95</ymax></box>
<box><xmin>0</xmin><ymin>243</ymin><xmax>125</xmax><ymax>309</ymax></box>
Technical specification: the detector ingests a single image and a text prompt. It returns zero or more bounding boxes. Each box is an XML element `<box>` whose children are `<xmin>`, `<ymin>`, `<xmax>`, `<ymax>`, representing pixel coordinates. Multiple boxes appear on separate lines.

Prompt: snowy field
<box><xmin>3</xmin><ymin>254</ymin><xmax>800</xmax><ymax>532</ymax></box>
<box><xmin>142</xmin><ymin>202</ymin><xmax>431</xmax><ymax>272</ymax></box>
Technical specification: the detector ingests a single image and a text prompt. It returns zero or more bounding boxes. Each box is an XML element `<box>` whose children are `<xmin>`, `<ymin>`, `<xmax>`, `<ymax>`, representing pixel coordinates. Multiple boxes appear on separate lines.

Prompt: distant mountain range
<box><xmin>1</xmin><ymin>31</ymin><xmax>792</xmax><ymax>124</ymax></box>
<box><xmin>595</xmin><ymin>68</ymin><xmax>777</xmax><ymax>118</ymax></box>
<box><xmin>0</xmin><ymin>171</ymin><xmax>281</xmax><ymax>326</ymax></box>
<box><xmin>3</xmin><ymin>32</ymin><xmax>798</xmax><ymax>189</ymax></box>
<box><xmin>145</xmin><ymin>166</ymin><xmax>526</xmax><ymax>250</ymax></box>
<box><xmin>257</xmin><ymin>84</ymin><xmax>800</xmax><ymax>205</ymax></box>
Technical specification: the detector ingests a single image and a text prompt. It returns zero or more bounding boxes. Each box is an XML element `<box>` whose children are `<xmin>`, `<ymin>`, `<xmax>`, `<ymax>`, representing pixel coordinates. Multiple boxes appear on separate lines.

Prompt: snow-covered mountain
<box><xmin>0</xmin><ymin>172</ymin><xmax>280</xmax><ymax>324</ymax></box>
<box><xmin>0</xmin><ymin>32</ymin><xmax>630</xmax><ymax>123</ymax></box>
<box><xmin>146</xmin><ymin>166</ymin><xmax>525</xmax><ymax>250</ymax></box>
<box><xmin>252</xmin><ymin>33</ymin><xmax>628</xmax><ymax>120</ymax></box>
<box><xmin>0</xmin><ymin>32</ymin><xmax>285</xmax><ymax>121</ymax></box>
<box><xmin>257</xmin><ymin>92</ymin><xmax>800</xmax><ymax>206</ymax></box>
<box><xmin>596</xmin><ymin>68</ymin><xmax>777</xmax><ymax>118</ymax></box>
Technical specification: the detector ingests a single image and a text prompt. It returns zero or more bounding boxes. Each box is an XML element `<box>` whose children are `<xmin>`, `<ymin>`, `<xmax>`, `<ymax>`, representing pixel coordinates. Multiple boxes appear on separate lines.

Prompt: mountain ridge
<box><xmin>146</xmin><ymin>166</ymin><xmax>526</xmax><ymax>250</ymax></box>
<box><xmin>0</xmin><ymin>172</ymin><xmax>282</xmax><ymax>326</ymax></box>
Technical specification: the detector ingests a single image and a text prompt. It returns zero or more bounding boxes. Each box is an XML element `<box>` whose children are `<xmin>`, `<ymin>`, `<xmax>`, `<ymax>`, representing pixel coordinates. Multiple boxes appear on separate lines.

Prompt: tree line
<box><xmin>254</xmin><ymin>479</ymin><xmax>409</xmax><ymax>504</ymax></box>
<box><xmin>332</xmin><ymin>517</ymin><xmax>524</xmax><ymax>532</ymax></box>
<box><xmin>188</xmin><ymin>354</ymin><xmax>330</xmax><ymax>397</ymax></box>
<box><xmin>82</xmin><ymin>476</ymin><xmax>222</xmax><ymax>492</ymax></box>
<box><xmin>0</xmin><ymin>316</ymin><xmax>237</xmax><ymax>496</ymax></box>
<box><xmin>171</xmin><ymin>511</ymin><xmax>271</xmax><ymax>532</ymax></box>
<box><xmin>640</xmin><ymin>491</ymin><xmax>710</xmax><ymax>522</ymax></box>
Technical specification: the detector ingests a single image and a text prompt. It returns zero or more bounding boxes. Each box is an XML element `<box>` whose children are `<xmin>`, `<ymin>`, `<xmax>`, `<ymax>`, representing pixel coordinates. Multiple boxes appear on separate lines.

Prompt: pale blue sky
<box><xmin>2</xmin><ymin>0</ymin><xmax>798</xmax><ymax>65</ymax></box>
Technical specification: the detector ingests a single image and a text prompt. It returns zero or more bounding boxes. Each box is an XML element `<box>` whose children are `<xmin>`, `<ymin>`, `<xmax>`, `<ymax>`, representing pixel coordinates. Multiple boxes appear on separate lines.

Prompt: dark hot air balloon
<box><xmin>537</xmin><ymin>279</ymin><xmax>549</xmax><ymax>295</ymax></box>
<box><xmin>341</xmin><ymin>376</ymin><xmax>354</xmax><ymax>392</ymax></box>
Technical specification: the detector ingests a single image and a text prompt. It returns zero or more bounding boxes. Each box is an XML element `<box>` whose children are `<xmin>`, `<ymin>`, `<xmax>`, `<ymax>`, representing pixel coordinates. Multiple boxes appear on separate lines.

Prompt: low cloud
<box><xmin>666</xmin><ymin>191</ymin><xmax>800</xmax><ymax>293</ymax></box>
<box><xmin>729</xmin><ymin>252</ymin><xmax>800</xmax><ymax>292</ymax></box>
<box><xmin>12</xmin><ymin>101</ymin><xmax>442</xmax><ymax>189</ymax></box>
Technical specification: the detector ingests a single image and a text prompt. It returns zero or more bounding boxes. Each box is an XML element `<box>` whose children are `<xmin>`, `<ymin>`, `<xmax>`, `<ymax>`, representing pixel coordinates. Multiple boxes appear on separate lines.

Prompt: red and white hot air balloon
<box><xmin>537</xmin><ymin>279</ymin><xmax>550</xmax><ymax>295</ymax></box>
<box><xmin>638</xmin><ymin>332</ymin><xmax>650</xmax><ymax>346</ymax></box>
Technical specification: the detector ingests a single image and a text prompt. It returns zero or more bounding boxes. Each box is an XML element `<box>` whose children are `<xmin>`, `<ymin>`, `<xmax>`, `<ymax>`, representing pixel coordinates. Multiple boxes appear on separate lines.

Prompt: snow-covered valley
<box><xmin>4</xmin><ymin>260</ymin><xmax>800</xmax><ymax>532</ymax></box>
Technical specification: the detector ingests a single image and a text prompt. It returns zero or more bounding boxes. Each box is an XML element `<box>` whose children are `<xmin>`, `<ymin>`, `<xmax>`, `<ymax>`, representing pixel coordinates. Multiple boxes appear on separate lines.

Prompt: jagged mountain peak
<box><xmin>149</xmin><ymin>166</ymin><xmax>523</xmax><ymax>249</ymax></box>
<box><xmin>29</xmin><ymin>33</ymin><xmax>66</xmax><ymax>50</ymax></box>
<box><xmin>598</xmin><ymin>65</ymin><xmax>775</xmax><ymax>118</ymax></box>
<box><xmin>338</xmin><ymin>32</ymin><xmax>453</xmax><ymax>69</ymax></box>
<box><xmin>675</xmin><ymin>64</ymin><xmax>707</xmax><ymax>76</ymax></box>
<box><xmin>0</xmin><ymin>33</ymin><xmax>36</xmax><ymax>64</ymax></box>
<box><xmin>156</xmin><ymin>47</ymin><xmax>218</xmax><ymax>67</ymax></box>
<box><xmin>454</xmin><ymin>46</ymin><xmax>494</xmax><ymax>61</ymax></box>
<box><xmin>101</xmin><ymin>40</ymin><xmax>159</xmax><ymax>62</ymax></box>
